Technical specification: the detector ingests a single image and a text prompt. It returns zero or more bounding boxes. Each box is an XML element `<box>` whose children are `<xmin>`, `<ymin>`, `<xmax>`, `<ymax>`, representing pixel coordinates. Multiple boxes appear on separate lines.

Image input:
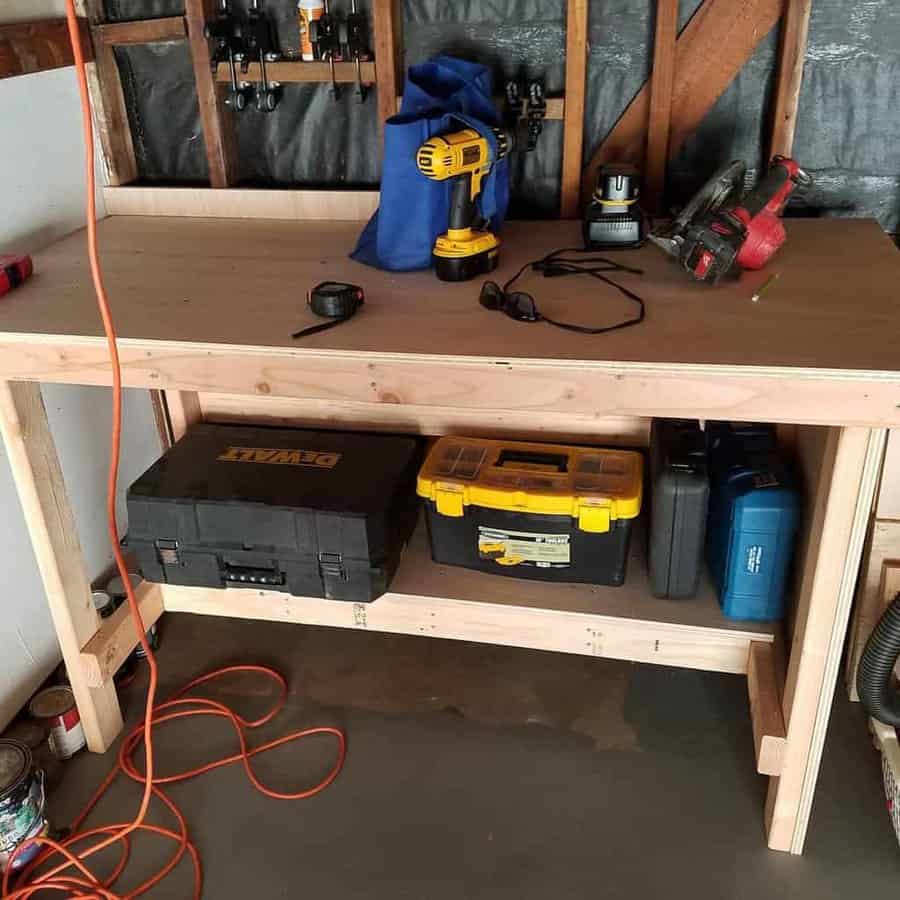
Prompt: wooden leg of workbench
<box><xmin>765</xmin><ymin>426</ymin><xmax>886</xmax><ymax>853</ymax></box>
<box><xmin>163</xmin><ymin>390</ymin><xmax>203</xmax><ymax>442</ymax></box>
<box><xmin>0</xmin><ymin>381</ymin><xmax>123</xmax><ymax>752</ymax></box>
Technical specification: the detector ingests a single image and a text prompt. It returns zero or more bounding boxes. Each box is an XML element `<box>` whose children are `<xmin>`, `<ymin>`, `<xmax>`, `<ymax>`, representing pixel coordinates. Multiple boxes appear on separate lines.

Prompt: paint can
<box><xmin>107</xmin><ymin>573</ymin><xmax>159</xmax><ymax>657</ymax></box>
<box><xmin>0</xmin><ymin>740</ymin><xmax>47</xmax><ymax>873</ymax></box>
<box><xmin>29</xmin><ymin>687</ymin><xmax>85</xmax><ymax>760</ymax></box>
<box><xmin>297</xmin><ymin>1</ymin><xmax>325</xmax><ymax>60</ymax></box>
<box><xmin>92</xmin><ymin>590</ymin><xmax>115</xmax><ymax>619</ymax></box>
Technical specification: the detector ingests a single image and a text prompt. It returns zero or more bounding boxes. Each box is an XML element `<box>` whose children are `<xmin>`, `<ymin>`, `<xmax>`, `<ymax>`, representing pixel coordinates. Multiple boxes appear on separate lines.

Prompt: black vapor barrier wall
<box><xmin>104</xmin><ymin>0</ymin><xmax>900</xmax><ymax>231</ymax></box>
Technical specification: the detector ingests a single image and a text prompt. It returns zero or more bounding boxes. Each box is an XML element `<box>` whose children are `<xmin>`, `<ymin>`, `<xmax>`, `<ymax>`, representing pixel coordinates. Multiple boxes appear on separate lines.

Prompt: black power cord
<box><xmin>479</xmin><ymin>247</ymin><xmax>645</xmax><ymax>335</ymax></box>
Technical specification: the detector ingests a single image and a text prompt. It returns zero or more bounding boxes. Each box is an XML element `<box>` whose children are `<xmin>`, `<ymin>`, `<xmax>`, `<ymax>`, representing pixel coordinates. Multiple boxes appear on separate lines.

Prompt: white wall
<box><xmin>1</xmin><ymin>1</ymin><xmax>66</xmax><ymax>22</ymax></box>
<box><xmin>0</xmin><ymin>54</ymin><xmax>163</xmax><ymax>728</ymax></box>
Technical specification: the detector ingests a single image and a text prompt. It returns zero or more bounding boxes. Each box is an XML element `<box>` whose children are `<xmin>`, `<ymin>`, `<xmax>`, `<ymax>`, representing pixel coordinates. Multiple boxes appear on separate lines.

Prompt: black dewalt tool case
<box><xmin>648</xmin><ymin>419</ymin><xmax>710</xmax><ymax>600</ymax></box>
<box><xmin>126</xmin><ymin>424</ymin><xmax>421</xmax><ymax>602</ymax></box>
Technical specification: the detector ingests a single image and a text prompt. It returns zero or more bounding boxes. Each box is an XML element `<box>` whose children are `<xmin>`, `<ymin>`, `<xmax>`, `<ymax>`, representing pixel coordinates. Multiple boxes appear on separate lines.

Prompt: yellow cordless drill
<box><xmin>416</xmin><ymin>127</ymin><xmax>509</xmax><ymax>282</ymax></box>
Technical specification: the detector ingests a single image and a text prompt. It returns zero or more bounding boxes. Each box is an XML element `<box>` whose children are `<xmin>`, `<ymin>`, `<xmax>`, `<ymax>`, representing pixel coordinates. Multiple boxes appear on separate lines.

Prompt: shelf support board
<box><xmin>748</xmin><ymin>641</ymin><xmax>788</xmax><ymax>776</ymax></box>
<box><xmin>79</xmin><ymin>582</ymin><xmax>165</xmax><ymax>687</ymax></box>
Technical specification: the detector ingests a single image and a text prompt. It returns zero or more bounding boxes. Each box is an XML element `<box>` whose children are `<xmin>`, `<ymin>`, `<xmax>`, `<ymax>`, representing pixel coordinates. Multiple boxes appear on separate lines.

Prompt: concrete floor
<box><xmin>45</xmin><ymin>613</ymin><xmax>900</xmax><ymax>898</ymax></box>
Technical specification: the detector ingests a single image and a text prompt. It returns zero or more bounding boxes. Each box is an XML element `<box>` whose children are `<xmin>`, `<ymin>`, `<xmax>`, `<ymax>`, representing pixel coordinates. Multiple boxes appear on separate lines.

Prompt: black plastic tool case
<box><xmin>648</xmin><ymin>419</ymin><xmax>710</xmax><ymax>599</ymax></box>
<box><xmin>126</xmin><ymin>424</ymin><xmax>421</xmax><ymax>602</ymax></box>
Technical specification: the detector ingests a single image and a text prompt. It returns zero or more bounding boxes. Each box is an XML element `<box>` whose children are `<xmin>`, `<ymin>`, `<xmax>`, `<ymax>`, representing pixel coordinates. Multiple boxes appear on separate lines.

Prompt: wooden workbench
<box><xmin>0</xmin><ymin>214</ymin><xmax>898</xmax><ymax>856</ymax></box>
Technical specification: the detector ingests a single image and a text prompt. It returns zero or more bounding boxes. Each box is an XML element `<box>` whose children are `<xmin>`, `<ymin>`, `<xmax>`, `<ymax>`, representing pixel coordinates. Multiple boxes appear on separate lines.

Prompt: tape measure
<box><xmin>293</xmin><ymin>282</ymin><xmax>365</xmax><ymax>339</ymax></box>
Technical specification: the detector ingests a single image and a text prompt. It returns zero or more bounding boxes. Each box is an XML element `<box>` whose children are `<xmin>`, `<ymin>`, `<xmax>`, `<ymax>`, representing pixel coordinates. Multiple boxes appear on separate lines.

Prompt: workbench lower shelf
<box><xmin>160</xmin><ymin>522</ymin><xmax>774</xmax><ymax>676</ymax></box>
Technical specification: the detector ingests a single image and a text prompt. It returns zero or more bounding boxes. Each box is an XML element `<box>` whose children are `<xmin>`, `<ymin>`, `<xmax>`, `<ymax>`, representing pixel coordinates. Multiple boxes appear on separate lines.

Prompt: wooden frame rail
<box><xmin>24</xmin><ymin>0</ymin><xmax>813</xmax><ymax>217</ymax></box>
<box><xmin>93</xmin><ymin>17</ymin><xmax>185</xmax><ymax>46</ymax></box>
<box><xmin>69</xmin><ymin>3</ymin><xmax>576</xmax><ymax>206</ymax></box>
<box><xmin>0</xmin><ymin>18</ymin><xmax>92</xmax><ymax>80</ymax></box>
<box><xmin>583</xmin><ymin>0</ymin><xmax>814</xmax><ymax>210</ymax></box>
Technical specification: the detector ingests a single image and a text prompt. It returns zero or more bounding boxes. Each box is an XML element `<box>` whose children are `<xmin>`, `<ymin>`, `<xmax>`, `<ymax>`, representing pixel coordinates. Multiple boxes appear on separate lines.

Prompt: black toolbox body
<box><xmin>126</xmin><ymin>424</ymin><xmax>421</xmax><ymax>602</ymax></box>
<box><xmin>648</xmin><ymin>419</ymin><xmax>710</xmax><ymax>599</ymax></box>
<box><xmin>423</xmin><ymin>504</ymin><xmax>634</xmax><ymax>586</ymax></box>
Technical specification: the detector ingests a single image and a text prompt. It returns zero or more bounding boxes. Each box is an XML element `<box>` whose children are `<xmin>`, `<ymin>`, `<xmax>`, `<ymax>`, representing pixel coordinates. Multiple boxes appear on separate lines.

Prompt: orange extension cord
<box><xmin>1</xmin><ymin>6</ymin><xmax>346</xmax><ymax>896</ymax></box>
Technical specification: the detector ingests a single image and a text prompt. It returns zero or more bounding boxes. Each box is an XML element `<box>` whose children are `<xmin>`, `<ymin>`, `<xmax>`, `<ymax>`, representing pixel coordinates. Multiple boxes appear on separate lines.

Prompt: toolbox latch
<box><xmin>318</xmin><ymin>552</ymin><xmax>347</xmax><ymax>581</ymax></box>
<box><xmin>156</xmin><ymin>539</ymin><xmax>180</xmax><ymax>566</ymax></box>
<box><xmin>577</xmin><ymin>503</ymin><xmax>611</xmax><ymax>534</ymax></box>
<box><xmin>435</xmin><ymin>484</ymin><xmax>465</xmax><ymax>517</ymax></box>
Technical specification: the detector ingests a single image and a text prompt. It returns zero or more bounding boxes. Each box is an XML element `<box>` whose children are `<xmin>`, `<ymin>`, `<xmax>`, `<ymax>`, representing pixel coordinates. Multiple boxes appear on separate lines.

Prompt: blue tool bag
<box><xmin>351</xmin><ymin>56</ymin><xmax>510</xmax><ymax>272</ymax></box>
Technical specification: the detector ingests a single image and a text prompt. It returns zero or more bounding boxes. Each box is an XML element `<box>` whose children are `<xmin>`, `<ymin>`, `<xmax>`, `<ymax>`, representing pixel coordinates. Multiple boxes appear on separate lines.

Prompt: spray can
<box><xmin>298</xmin><ymin>1</ymin><xmax>325</xmax><ymax>60</ymax></box>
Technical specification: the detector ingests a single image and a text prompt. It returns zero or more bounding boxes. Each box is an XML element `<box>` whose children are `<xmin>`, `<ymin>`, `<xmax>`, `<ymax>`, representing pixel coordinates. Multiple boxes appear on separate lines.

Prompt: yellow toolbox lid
<box><xmin>417</xmin><ymin>437</ymin><xmax>643</xmax><ymax>533</ymax></box>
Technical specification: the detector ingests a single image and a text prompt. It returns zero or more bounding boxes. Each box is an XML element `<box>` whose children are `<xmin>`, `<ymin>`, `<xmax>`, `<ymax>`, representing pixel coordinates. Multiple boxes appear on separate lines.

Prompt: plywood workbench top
<box><xmin>1</xmin><ymin>216</ymin><xmax>897</xmax><ymax>371</ymax></box>
<box><xmin>1</xmin><ymin>216</ymin><xmax>898</xmax><ymax>427</ymax></box>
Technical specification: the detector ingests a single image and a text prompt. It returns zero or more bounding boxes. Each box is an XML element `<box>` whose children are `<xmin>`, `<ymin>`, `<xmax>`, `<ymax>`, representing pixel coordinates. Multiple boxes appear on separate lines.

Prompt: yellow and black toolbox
<box><xmin>417</xmin><ymin>437</ymin><xmax>643</xmax><ymax>585</ymax></box>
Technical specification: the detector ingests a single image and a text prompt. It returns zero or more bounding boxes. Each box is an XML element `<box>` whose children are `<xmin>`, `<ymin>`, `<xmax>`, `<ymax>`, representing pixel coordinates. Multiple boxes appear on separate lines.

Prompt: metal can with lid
<box><xmin>92</xmin><ymin>590</ymin><xmax>115</xmax><ymax>619</ymax></box>
<box><xmin>0</xmin><ymin>740</ymin><xmax>47</xmax><ymax>873</ymax></box>
<box><xmin>107</xmin><ymin>573</ymin><xmax>159</xmax><ymax>657</ymax></box>
<box><xmin>29</xmin><ymin>687</ymin><xmax>85</xmax><ymax>760</ymax></box>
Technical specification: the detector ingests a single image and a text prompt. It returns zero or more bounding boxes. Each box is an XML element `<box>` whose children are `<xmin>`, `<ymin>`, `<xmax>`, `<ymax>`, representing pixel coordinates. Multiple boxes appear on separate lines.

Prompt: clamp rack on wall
<box><xmin>59</xmin><ymin>0</ymin><xmax>811</xmax><ymax>217</ymax></box>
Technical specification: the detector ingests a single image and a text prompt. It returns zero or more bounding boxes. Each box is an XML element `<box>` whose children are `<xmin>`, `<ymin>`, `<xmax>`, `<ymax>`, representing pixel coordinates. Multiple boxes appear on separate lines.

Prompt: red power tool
<box><xmin>649</xmin><ymin>157</ymin><xmax>811</xmax><ymax>283</ymax></box>
<box><xmin>0</xmin><ymin>254</ymin><xmax>33</xmax><ymax>298</ymax></box>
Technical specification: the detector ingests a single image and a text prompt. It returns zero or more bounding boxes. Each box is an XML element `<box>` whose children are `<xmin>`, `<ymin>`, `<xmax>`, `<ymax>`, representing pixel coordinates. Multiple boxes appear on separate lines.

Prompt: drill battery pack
<box><xmin>583</xmin><ymin>165</ymin><xmax>646</xmax><ymax>250</ymax></box>
<box><xmin>417</xmin><ymin>437</ymin><xmax>643</xmax><ymax>585</ymax></box>
<box><xmin>648</xmin><ymin>419</ymin><xmax>710</xmax><ymax>600</ymax></box>
<box><xmin>705</xmin><ymin>433</ymin><xmax>799</xmax><ymax>622</ymax></box>
<box><xmin>126</xmin><ymin>424</ymin><xmax>421</xmax><ymax>603</ymax></box>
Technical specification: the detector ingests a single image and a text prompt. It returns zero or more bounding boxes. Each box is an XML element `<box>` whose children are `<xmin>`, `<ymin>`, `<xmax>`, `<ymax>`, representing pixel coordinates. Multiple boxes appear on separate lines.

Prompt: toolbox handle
<box><xmin>496</xmin><ymin>449</ymin><xmax>568</xmax><ymax>473</ymax></box>
<box><xmin>221</xmin><ymin>559</ymin><xmax>286</xmax><ymax>588</ymax></box>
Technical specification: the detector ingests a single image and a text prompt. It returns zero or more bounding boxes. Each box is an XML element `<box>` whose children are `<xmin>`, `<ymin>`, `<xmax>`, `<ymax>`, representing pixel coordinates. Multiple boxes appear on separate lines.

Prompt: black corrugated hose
<box><xmin>857</xmin><ymin>591</ymin><xmax>900</xmax><ymax>726</ymax></box>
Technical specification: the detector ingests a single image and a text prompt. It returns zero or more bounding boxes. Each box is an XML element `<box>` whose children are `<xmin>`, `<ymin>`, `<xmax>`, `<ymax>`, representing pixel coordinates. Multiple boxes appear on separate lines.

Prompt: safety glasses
<box><xmin>477</xmin><ymin>247</ymin><xmax>646</xmax><ymax>336</ymax></box>
<box><xmin>479</xmin><ymin>281</ymin><xmax>541</xmax><ymax>322</ymax></box>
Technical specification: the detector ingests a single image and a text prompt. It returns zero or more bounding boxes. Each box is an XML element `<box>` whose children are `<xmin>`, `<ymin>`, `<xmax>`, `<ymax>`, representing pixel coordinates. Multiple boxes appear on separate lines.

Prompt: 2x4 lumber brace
<box><xmin>216</xmin><ymin>59</ymin><xmax>376</xmax><ymax>85</ymax></box>
<box><xmin>149</xmin><ymin>390</ymin><xmax>173</xmax><ymax>451</ymax></box>
<box><xmin>560</xmin><ymin>0</ymin><xmax>588</xmax><ymax>218</ymax></box>
<box><xmin>94</xmin><ymin>16</ymin><xmax>186</xmax><ymax>46</ymax></box>
<box><xmin>748</xmin><ymin>641</ymin><xmax>787</xmax><ymax>776</ymax></box>
<box><xmin>876</xmin><ymin>430</ymin><xmax>900</xmax><ymax>519</ymax></box>
<box><xmin>581</xmin><ymin>0</ymin><xmax>783</xmax><ymax>203</ymax></box>
<box><xmin>0</xmin><ymin>18</ymin><xmax>93</xmax><ymax>80</ymax></box>
<box><xmin>644</xmin><ymin>0</ymin><xmax>678</xmax><ymax>213</ymax></box>
<box><xmin>80</xmin><ymin>582</ymin><xmax>165</xmax><ymax>687</ymax></box>
<box><xmin>769</xmin><ymin>0</ymin><xmax>813</xmax><ymax>158</ymax></box>
<box><xmin>372</xmin><ymin>0</ymin><xmax>402</xmax><ymax>127</ymax></box>
<box><xmin>211</xmin><ymin>69</ymin><xmax>562</xmax><ymax>117</ymax></box>
<box><xmin>845</xmin><ymin>521</ymin><xmax>900</xmax><ymax>700</ymax></box>
<box><xmin>164</xmin><ymin>390</ymin><xmax>203</xmax><ymax>442</ymax></box>
<box><xmin>184</xmin><ymin>0</ymin><xmax>238</xmax><ymax>188</ymax></box>
<box><xmin>401</xmin><ymin>95</ymin><xmax>564</xmax><ymax>121</ymax></box>
<box><xmin>0</xmin><ymin>381</ymin><xmax>122</xmax><ymax>752</ymax></box>
<box><xmin>75</xmin><ymin>0</ymin><xmax>138</xmax><ymax>186</ymax></box>
<box><xmin>103</xmin><ymin>185</ymin><xmax>379</xmax><ymax>220</ymax></box>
